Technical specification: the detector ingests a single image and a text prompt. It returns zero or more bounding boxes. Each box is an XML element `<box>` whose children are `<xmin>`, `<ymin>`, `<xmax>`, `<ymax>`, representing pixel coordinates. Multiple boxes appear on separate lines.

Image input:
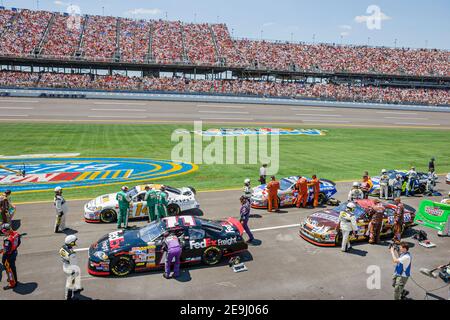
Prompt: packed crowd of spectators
<box><xmin>42</xmin><ymin>13</ymin><xmax>84</xmax><ymax>58</ymax></box>
<box><xmin>183</xmin><ymin>23</ymin><xmax>217</xmax><ymax>65</ymax></box>
<box><xmin>151</xmin><ymin>20</ymin><xmax>185</xmax><ymax>64</ymax></box>
<box><xmin>0</xmin><ymin>9</ymin><xmax>52</xmax><ymax>55</ymax></box>
<box><xmin>120</xmin><ymin>18</ymin><xmax>150</xmax><ymax>63</ymax></box>
<box><xmin>81</xmin><ymin>15</ymin><xmax>117</xmax><ymax>60</ymax></box>
<box><xmin>0</xmin><ymin>8</ymin><xmax>448</xmax><ymax>78</ymax></box>
<box><xmin>1</xmin><ymin>70</ymin><xmax>448</xmax><ymax>106</ymax></box>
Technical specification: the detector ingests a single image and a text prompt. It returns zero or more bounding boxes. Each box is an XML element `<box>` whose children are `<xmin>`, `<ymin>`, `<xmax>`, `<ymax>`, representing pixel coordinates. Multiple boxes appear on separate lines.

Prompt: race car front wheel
<box><xmin>318</xmin><ymin>193</ymin><xmax>327</xmax><ymax>205</ymax></box>
<box><xmin>202</xmin><ymin>246</ymin><xmax>222</xmax><ymax>266</ymax></box>
<box><xmin>167</xmin><ymin>204</ymin><xmax>181</xmax><ymax>216</ymax></box>
<box><xmin>110</xmin><ymin>256</ymin><xmax>134</xmax><ymax>277</ymax></box>
<box><xmin>100</xmin><ymin>209</ymin><xmax>117</xmax><ymax>224</ymax></box>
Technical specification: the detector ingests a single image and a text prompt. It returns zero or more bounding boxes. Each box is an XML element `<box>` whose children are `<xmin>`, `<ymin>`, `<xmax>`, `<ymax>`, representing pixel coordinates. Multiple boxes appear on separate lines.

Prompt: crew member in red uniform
<box><xmin>266</xmin><ymin>176</ymin><xmax>280</xmax><ymax>212</ymax></box>
<box><xmin>308</xmin><ymin>175</ymin><xmax>321</xmax><ymax>208</ymax></box>
<box><xmin>1</xmin><ymin>223</ymin><xmax>21</xmax><ymax>290</ymax></box>
<box><xmin>295</xmin><ymin>176</ymin><xmax>308</xmax><ymax>208</ymax></box>
<box><xmin>368</xmin><ymin>200</ymin><xmax>385</xmax><ymax>244</ymax></box>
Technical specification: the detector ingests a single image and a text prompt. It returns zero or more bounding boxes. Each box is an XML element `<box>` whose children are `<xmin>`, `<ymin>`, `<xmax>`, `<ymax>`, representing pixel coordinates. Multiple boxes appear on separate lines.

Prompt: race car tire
<box><xmin>110</xmin><ymin>256</ymin><xmax>134</xmax><ymax>277</ymax></box>
<box><xmin>318</xmin><ymin>193</ymin><xmax>327</xmax><ymax>205</ymax></box>
<box><xmin>417</xmin><ymin>185</ymin><xmax>426</xmax><ymax>194</ymax></box>
<box><xmin>334</xmin><ymin>231</ymin><xmax>342</xmax><ymax>247</ymax></box>
<box><xmin>202</xmin><ymin>246</ymin><xmax>222</xmax><ymax>266</ymax></box>
<box><xmin>188</xmin><ymin>186</ymin><xmax>197</xmax><ymax>195</ymax></box>
<box><xmin>100</xmin><ymin>209</ymin><xmax>117</xmax><ymax>224</ymax></box>
<box><xmin>167</xmin><ymin>204</ymin><xmax>181</xmax><ymax>216</ymax></box>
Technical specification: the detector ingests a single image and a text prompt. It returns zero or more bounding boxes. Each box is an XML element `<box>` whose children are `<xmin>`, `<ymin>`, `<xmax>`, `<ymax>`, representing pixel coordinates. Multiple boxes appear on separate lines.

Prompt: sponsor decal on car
<box><xmin>189</xmin><ymin>237</ymin><xmax>238</xmax><ymax>249</ymax></box>
<box><xmin>310</xmin><ymin>212</ymin><xmax>340</xmax><ymax>224</ymax></box>
<box><xmin>109</xmin><ymin>231</ymin><xmax>125</xmax><ymax>250</ymax></box>
<box><xmin>425</xmin><ymin>206</ymin><xmax>444</xmax><ymax>217</ymax></box>
<box><xmin>0</xmin><ymin>157</ymin><xmax>197</xmax><ymax>192</ymax></box>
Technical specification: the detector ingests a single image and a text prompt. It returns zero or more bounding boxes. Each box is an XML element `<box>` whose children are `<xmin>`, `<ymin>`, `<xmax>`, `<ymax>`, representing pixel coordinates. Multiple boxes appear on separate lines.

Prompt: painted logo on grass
<box><xmin>176</xmin><ymin>128</ymin><xmax>326</xmax><ymax>137</ymax></box>
<box><xmin>0</xmin><ymin>157</ymin><xmax>197</xmax><ymax>192</ymax></box>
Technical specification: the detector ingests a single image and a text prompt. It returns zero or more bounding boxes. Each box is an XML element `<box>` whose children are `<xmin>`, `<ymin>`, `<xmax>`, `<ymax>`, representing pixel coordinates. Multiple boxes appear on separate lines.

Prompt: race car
<box><xmin>299</xmin><ymin>199</ymin><xmax>416</xmax><ymax>247</ymax></box>
<box><xmin>446</xmin><ymin>173</ymin><xmax>450</xmax><ymax>185</ymax></box>
<box><xmin>370</xmin><ymin>170</ymin><xmax>429</xmax><ymax>196</ymax></box>
<box><xmin>84</xmin><ymin>184</ymin><xmax>200</xmax><ymax>223</ymax></box>
<box><xmin>251</xmin><ymin>176</ymin><xmax>337</xmax><ymax>209</ymax></box>
<box><xmin>88</xmin><ymin>215</ymin><xmax>248</xmax><ymax>277</ymax></box>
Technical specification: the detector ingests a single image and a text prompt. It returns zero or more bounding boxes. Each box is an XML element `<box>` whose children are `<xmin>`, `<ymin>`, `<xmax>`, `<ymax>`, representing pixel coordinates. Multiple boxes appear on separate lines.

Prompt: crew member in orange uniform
<box><xmin>266</xmin><ymin>176</ymin><xmax>280</xmax><ymax>212</ymax></box>
<box><xmin>308</xmin><ymin>175</ymin><xmax>321</xmax><ymax>208</ymax></box>
<box><xmin>295</xmin><ymin>176</ymin><xmax>308</xmax><ymax>208</ymax></box>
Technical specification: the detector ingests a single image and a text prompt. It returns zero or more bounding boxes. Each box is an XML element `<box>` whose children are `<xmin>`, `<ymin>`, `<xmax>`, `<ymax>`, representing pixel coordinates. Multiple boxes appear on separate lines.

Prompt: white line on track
<box><xmin>0</xmin><ymin>99</ymin><xmax>39</xmax><ymax>103</ymax></box>
<box><xmin>0</xmin><ymin>106</ymin><xmax>34</xmax><ymax>110</ymax></box>
<box><xmin>296</xmin><ymin>114</ymin><xmax>342</xmax><ymax>117</ymax></box>
<box><xmin>302</xmin><ymin>119</ymin><xmax>350</xmax><ymax>123</ymax></box>
<box><xmin>90</xmin><ymin>108</ymin><xmax>147</xmax><ymax>112</ymax></box>
<box><xmin>0</xmin><ymin>114</ymin><xmax>29</xmax><ymax>117</ymax></box>
<box><xmin>197</xmin><ymin>104</ymin><xmax>245</xmax><ymax>109</ymax></box>
<box><xmin>93</xmin><ymin>102</ymin><xmax>147</xmax><ymax>106</ymax></box>
<box><xmin>291</xmin><ymin>108</ymin><xmax>336</xmax><ymax>111</ymax></box>
<box><xmin>73</xmin><ymin>223</ymin><xmax>301</xmax><ymax>253</ymax></box>
<box><xmin>384</xmin><ymin>117</ymin><xmax>428</xmax><ymax>120</ymax></box>
<box><xmin>376</xmin><ymin>111</ymin><xmax>418</xmax><ymax>115</ymax></box>
<box><xmin>394</xmin><ymin>122</ymin><xmax>440</xmax><ymax>126</ymax></box>
<box><xmin>198</xmin><ymin>110</ymin><xmax>249</xmax><ymax>114</ymax></box>
<box><xmin>88</xmin><ymin>115</ymin><xmax>146</xmax><ymax>119</ymax></box>
<box><xmin>200</xmin><ymin>117</ymin><xmax>253</xmax><ymax>121</ymax></box>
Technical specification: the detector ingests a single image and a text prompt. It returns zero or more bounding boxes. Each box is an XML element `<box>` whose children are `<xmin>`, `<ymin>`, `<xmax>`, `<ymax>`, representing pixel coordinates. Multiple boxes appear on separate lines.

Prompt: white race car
<box><xmin>84</xmin><ymin>184</ymin><xmax>200</xmax><ymax>223</ymax></box>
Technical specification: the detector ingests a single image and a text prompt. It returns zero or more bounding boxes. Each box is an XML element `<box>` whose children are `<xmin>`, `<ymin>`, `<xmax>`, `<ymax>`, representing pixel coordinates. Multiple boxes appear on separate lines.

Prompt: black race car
<box><xmin>88</xmin><ymin>215</ymin><xmax>248</xmax><ymax>277</ymax></box>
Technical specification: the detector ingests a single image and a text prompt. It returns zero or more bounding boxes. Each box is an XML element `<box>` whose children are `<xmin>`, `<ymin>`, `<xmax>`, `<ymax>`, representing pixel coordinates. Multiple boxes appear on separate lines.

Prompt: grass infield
<box><xmin>2</xmin><ymin>122</ymin><xmax>449</xmax><ymax>203</ymax></box>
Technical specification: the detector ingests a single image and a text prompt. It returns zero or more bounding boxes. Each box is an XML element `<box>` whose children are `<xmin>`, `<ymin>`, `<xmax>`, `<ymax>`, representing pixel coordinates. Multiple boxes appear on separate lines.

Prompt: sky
<box><xmin>2</xmin><ymin>0</ymin><xmax>449</xmax><ymax>50</ymax></box>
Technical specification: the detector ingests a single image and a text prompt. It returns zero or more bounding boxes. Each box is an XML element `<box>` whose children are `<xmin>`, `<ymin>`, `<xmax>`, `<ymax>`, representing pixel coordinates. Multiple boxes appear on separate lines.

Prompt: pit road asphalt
<box><xmin>2</xmin><ymin>179</ymin><xmax>449</xmax><ymax>300</ymax></box>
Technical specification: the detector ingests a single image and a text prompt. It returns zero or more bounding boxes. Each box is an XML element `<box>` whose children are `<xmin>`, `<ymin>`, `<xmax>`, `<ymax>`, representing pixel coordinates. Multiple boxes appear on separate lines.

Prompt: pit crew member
<box><xmin>338</xmin><ymin>203</ymin><xmax>358</xmax><ymax>252</ymax></box>
<box><xmin>406</xmin><ymin>167</ymin><xmax>418</xmax><ymax>197</ymax></box>
<box><xmin>240</xmin><ymin>196</ymin><xmax>254</xmax><ymax>244</ymax></box>
<box><xmin>144</xmin><ymin>185</ymin><xmax>157</xmax><ymax>222</ymax></box>
<box><xmin>361</xmin><ymin>176</ymin><xmax>373</xmax><ymax>199</ymax></box>
<box><xmin>54</xmin><ymin>186</ymin><xmax>68</xmax><ymax>233</ymax></box>
<box><xmin>60</xmin><ymin>235</ymin><xmax>83</xmax><ymax>300</ymax></box>
<box><xmin>162</xmin><ymin>230</ymin><xmax>182</xmax><ymax>279</ymax></box>
<box><xmin>295</xmin><ymin>176</ymin><xmax>308</xmax><ymax>208</ymax></box>
<box><xmin>379</xmin><ymin>169</ymin><xmax>390</xmax><ymax>200</ymax></box>
<box><xmin>156</xmin><ymin>186</ymin><xmax>168</xmax><ymax>220</ymax></box>
<box><xmin>266</xmin><ymin>176</ymin><xmax>280</xmax><ymax>212</ymax></box>
<box><xmin>243</xmin><ymin>179</ymin><xmax>253</xmax><ymax>202</ymax></box>
<box><xmin>0</xmin><ymin>190</ymin><xmax>14</xmax><ymax>225</ymax></box>
<box><xmin>116</xmin><ymin>186</ymin><xmax>131</xmax><ymax>229</ymax></box>
<box><xmin>392</xmin><ymin>198</ymin><xmax>405</xmax><ymax>244</ymax></box>
<box><xmin>259</xmin><ymin>164</ymin><xmax>267</xmax><ymax>185</ymax></box>
<box><xmin>368</xmin><ymin>199</ymin><xmax>384</xmax><ymax>244</ymax></box>
<box><xmin>428</xmin><ymin>157</ymin><xmax>435</xmax><ymax>173</ymax></box>
<box><xmin>1</xmin><ymin>223</ymin><xmax>20</xmax><ymax>290</ymax></box>
<box><xmin>392</xmin><ymin>175</ymin><xmax>403</xmax><ymax>199</ymax></box>
<box><xmin>348</xmin><ymin>182</ymin><xmax>364</xmax><ymax>202</ymax></box>
<box><xmin>308</xmin><ymin>175</ymin><xmax>320</xmax><ymax>208</ymax></box>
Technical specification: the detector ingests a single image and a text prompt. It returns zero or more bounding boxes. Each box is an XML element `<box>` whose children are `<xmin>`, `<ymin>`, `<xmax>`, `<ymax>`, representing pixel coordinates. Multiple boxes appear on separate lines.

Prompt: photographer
<box><xmin>391</xmin><ymin>242</ymin><xmax>411</xmax><ymax>300</ymax></box>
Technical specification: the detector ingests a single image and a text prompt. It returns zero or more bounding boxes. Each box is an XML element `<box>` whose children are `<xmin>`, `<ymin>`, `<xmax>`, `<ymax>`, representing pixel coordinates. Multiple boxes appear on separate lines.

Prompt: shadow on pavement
<box><xmin>62</xmin><ymin>228</ymin><xmax>78</xmax><ymax>236</ymax></box>
<box><xmin>347</xmin><ymin>248</ymin><xmax>368</xmax><ymax>257</ymax></box>
<box><xmin>13</xmin><ymin>282</ymin><xmax>38</xmax><ymax>295</ymax></box>
<box><xmin>249</xmin><ymin>214</ymin><xmax>263</xmax><ymax>219</ymax></box>
<box><xmin>174</xmin><ymin>269</ymin><xmax>192</xmax><ymax>283</ymax></box>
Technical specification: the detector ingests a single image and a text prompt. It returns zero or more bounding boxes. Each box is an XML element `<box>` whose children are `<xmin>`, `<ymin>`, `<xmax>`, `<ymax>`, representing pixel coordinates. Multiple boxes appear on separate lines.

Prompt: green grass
<box><xmin>2</xmin><ymin>122</ymin><xmax>450</xmax><ymax>203</ymax></box>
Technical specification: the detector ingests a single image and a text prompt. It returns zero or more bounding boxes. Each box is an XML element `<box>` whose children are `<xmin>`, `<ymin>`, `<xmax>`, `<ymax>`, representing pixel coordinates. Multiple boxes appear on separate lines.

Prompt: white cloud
<box><xmin>126</xmin><ymin>8</ymin><xmax>162</xmax><ymax>16</ymax></box>
<box><xmin>340</xmin><ymin>31</ymin><xmax>350</xmax><ymax>37</ymax></box>
<box><xmin>339</xmin><ymin>25</ymin><xmax>352</xmax><ymax>30</ymax></box>
<box><xmin>355</xmin><ymin>12</ymin><xmax>391</xmax><ymax>23</ymax></box>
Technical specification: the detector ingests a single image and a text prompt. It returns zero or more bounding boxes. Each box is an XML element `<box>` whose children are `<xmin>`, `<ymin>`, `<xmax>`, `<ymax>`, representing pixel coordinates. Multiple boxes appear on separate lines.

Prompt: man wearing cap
<box><xmin>368</xmin><ymin>199</ymin><xmax>385</xmax><ymax>244</ymax></box>
<box><xmin>406</xmin><ymin>167</ymin><xmax>418</xmax><ymax>197</ymax></box>
<box><xmin>0</xmin><ymin>190</ymin><xmax>14</xmax><ymax>225</ymax></box>
<box><xmin>243</xmin><ymin>179</ymin><xmax>253</xmax><ymax>202</ymax></box>
<box><xmin>1</xmin><ymin>223</ymin><xmax>21</xmax><ymax>290</ymax></box>
<box><xmin>144</xmin><ymin>185</ymin><xmax>157</xmax><ymax>223</ymax></box>
<box><xmin>54</xmin><ymin>186</ymin><xmax>68</xmax><ymax>233</ymax></box>
<box><xmin>60</xmin><ymin>235</ymin><xmax>83</xmax><ymax>300</ymax></box>
<box><xmin>392</xmin><ymin>198</ymin><xmax>405</xmax><ymax>244</ymax></box>
<box><xmin>266</xmin><ymin>176</ymin><xmax>280</xmax><ymax>212</ymax></box>
<box><xmin>379</xmin><ymin>169</ymin><xmax>390</xmax><ymax>200</ymax></box>
<box><xmin>295</xmin><ymin>176</ymin><xmax>309</xmax><ymax>208</ymax></box>
<box><xmin>308</xmin><ymin>175</ymin><xmax>321</xmax><ymax>208</ymax></box>
<box><xmin>116</xmin><ymin>186</ymin><xmax>131</xmax><ymax>229</ymax></box>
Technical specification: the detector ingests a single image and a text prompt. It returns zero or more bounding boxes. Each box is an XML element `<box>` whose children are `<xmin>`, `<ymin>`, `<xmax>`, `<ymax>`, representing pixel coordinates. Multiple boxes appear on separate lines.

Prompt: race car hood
<box><xmin>93</xmin><ymin>229</ymin><xmax>144</xmax><ymax>255</ymax></box>
<box><xmin>87</xmin><ymin>193</ymin><xmax>117</xmax><ymax>209</ymax></box>
<box><xmin>303</xmin><ymin>209</ymin><xmax>340</xmax><ymax>233</ymax></box>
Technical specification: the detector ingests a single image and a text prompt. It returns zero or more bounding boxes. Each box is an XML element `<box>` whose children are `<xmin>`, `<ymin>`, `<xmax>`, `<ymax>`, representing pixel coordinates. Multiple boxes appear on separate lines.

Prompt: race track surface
<box><xmin>1</xmin><ymin>97</ymin><xmax>450</xmax><ymax>128</ymax></box>
<box><xmin>3</xmin><ymin>180</ymin><xmax>450</xmax><ymax>300</ymax></box>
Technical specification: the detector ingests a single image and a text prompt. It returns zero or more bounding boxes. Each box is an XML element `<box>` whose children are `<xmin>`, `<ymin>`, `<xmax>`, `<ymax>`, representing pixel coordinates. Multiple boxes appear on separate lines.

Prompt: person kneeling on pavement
<box><xmin>391</xmin><ymin>242</ymin><xmax>411</xmax><ymax>300</ymax></box>
<box><xmin>338</xmin><ymin>203</ymin><xmax>358</xmax><ymax>252</ymax></box>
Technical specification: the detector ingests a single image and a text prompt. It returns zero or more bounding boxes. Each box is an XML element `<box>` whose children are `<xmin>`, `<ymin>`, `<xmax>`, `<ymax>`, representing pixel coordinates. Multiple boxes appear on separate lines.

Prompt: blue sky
<box><xmin>2</xmin><ymin>0</ymin><xmax>449</xmax><ymax>49</ymax></box>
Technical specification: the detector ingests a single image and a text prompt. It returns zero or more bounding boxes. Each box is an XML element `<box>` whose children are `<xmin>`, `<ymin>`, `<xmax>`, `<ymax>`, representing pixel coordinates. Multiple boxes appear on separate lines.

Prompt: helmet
<box><xmin>352</xmin><ymin>182</ymin><xmax>359</xmax><ymax>188</ymax></box>
<box><xmin>346</xmin><ymin>202</ymin><xmax>356</xmax><ymax>211</ymax></box>
<box><xmin>381</xmin><ymin>169</ymin><xmax>387</xmax><ymax>174</ymax></box>
<box><xmin>54</xmin><ymin>186</ymin><xmax>62</xmax><ymax>193</ymax></box>
<box><xmin>160</xmin><ymin>185</ymin><xmax>166</xmax><ymax>191</ymax></box>
<box><xmin>1</xmin><ymin>223</ymin><xmax>11</xmax><ymax>233</ymax></box>
<box><xmin>244</xmin><ymin>178</ymin><xmax>250</xmax><ymax>185</ymax></box>
<box><xmin>65</xmin><ymin>235</ymin><xmax>78</xmax><ymax>246</ymax></box>
<box><xmin>411</xmin><ymin>167</ymin><xmax>416</xmax><ymax>170</ymax></box>
<box><xmin>4</xmin><ymin>189</ymin><xmax>11</xmax><ymax>195</ymax></box>
<box><xmin>121</xmin><ymin>186</ymin><xmax>129</xmax><ymax>191</ymax></box>
<box><xmin>396</xmin><ymin>174</ymin><xmax>402</xmax><ymax>179</ymax></box>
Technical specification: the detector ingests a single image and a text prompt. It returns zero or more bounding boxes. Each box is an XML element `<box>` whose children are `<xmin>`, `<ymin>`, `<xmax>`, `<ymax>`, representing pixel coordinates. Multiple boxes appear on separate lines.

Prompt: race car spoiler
<box><xmin>227</xmin><ymin>217</ymin><xmax>244</xmax><ymax>236</ymax></box>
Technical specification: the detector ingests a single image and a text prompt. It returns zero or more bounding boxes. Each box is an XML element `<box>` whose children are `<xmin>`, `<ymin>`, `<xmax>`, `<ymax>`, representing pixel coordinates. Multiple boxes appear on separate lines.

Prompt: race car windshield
<box><xmin>334</xmin><ymin>203</ymin><xmax>365</xmax><ymax>218</ymax></box>
<box><xmin>200</xmin><ymin>220</ymin><xmax>223</xmax><ymax>232</ymax></box>
<box><xmin>280</xmin><ymin>178</ymin><xmax>292</xmax><ymax>191</ymax></box>
<box><xmin>127</xmin><ymin>187</ymin><xmax>139</xmax><ymax>198</ymax></box>
<box><xmin>138</xmin><ymin>222</ymin><xmax>166</xmax><ymax>242</ymax></box>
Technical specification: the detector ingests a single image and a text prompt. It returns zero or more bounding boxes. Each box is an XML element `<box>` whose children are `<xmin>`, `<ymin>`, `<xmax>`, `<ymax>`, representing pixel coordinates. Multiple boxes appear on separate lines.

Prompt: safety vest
<box><xmin>394</xmin><ymin>252</ymin><xmax>411</xmax><ymax>277</ymax></box>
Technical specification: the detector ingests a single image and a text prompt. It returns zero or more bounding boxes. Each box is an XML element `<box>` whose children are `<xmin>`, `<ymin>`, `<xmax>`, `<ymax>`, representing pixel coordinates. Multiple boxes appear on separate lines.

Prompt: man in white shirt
<box><xmin>259</xmin><ymin>164</ymin><xmax>267</xmax><ymax>185</ymax></box>
<box><xmin>391</xmin><ymin>242</ymin><xmax>411</xmax><ymax>300</ymax></box>
<box><xmin>54</xmin><ymin>186</ymin><xmax>68</xmax><ymax>233</ymax></box>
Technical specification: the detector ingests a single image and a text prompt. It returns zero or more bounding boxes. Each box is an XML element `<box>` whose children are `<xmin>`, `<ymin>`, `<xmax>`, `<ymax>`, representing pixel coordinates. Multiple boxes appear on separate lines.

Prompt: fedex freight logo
<box><xmin>189</xmin><ymin>237</ymin><xmax>237</xmax><ymax>249</ymax></box>
<box><xmin>425</xmin><ymin>207</ymin><xmax>444</xmax><ymax>217</ymax></box>
<box><xmin>0</xmin><ymin>157</ymin><xmax>197</xmax><ymax>192</ymax></box>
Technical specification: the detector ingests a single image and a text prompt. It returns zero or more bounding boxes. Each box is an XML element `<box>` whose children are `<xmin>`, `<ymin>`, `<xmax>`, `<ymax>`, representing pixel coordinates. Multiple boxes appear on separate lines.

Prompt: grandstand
<box><xmin>0</xmin><ymin>7</ymin><xmax>448</xmax><ymax>106</ymax></box>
